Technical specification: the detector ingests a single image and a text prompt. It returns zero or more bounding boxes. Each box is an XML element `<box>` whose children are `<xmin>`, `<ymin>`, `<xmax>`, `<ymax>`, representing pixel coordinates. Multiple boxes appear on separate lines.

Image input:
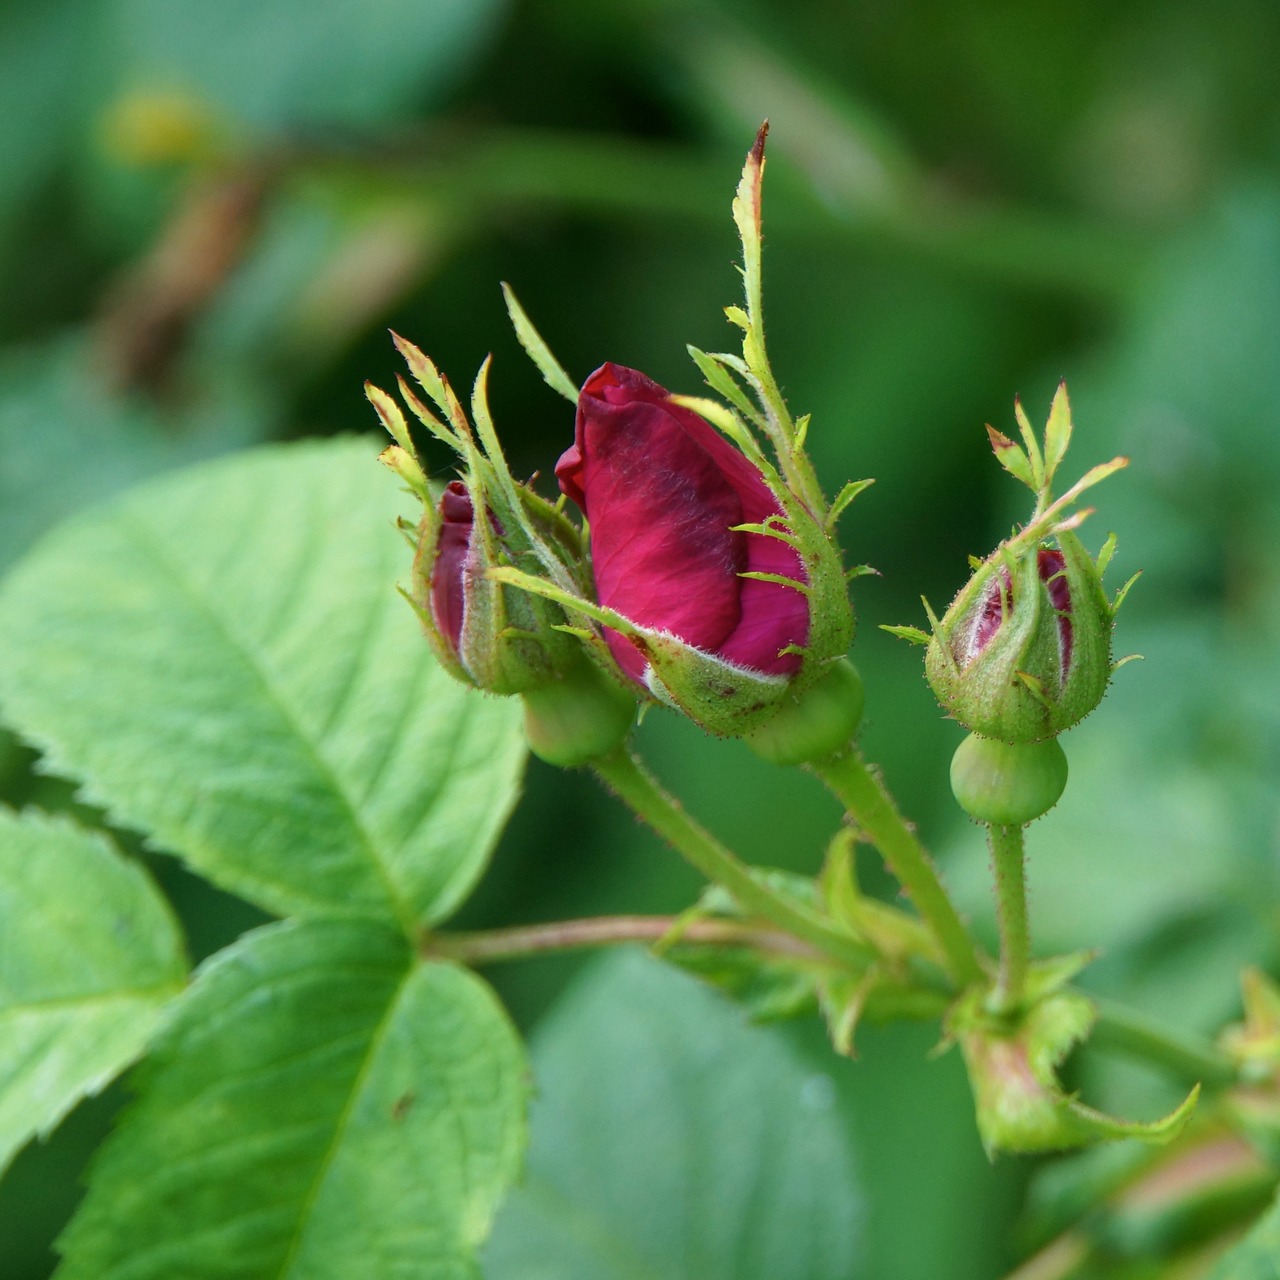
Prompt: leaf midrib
<box><xmin>116</xmin><ymin>509</ymin><xmax>416</xmax><ymax>934</ymax></box>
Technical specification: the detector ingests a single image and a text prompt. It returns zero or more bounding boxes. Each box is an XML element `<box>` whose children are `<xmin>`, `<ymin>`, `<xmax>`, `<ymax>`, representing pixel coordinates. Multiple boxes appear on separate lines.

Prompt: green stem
<box><xmin>428</xmin><ymin>914</ymin><xmax>826</xmax><ymax>966</ymax></box>
<box><xmin>1089</xmin><ymin>996</ymin><xmax>1239</xmax><ymax>1088</ymax></box>
<box><xmin>811</xmin><ymin>750</ymin><xmax>985</xmax><ymax>985</ymax></box>
<box><xmin>988</xmin><ymin>823</ymin><xmax>1030</xmax><ymax>1014</ymax></box>
<box><xmin>592</xmin><ymin>747</ymin><xmax>874</xmax><ymax>970</ymax></box>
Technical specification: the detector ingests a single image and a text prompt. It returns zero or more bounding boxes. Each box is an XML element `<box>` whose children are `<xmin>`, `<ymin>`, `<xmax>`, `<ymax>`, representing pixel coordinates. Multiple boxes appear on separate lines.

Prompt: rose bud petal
<box><xmin>557</xmin><ymin>363</ymin><xmax>810</xmax><ymax>692</ymax></box>
<box><xmin>413</xmin><ymin>478</ymin><xmax>587</xmax><ymax>699</ymax></box>
<box><xmin>430</xmin><ymin>480</ymin><xmax>474</xmax><ymax>658</ymax></box>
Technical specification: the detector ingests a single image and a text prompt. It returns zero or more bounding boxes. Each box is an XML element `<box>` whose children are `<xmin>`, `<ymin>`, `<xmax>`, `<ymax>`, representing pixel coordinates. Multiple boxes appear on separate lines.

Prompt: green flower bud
<box><xmin>367</xmin><ymin>340</ymin><xmax>633</xmax><ymax>713</ymax></box>
<box><xmin>410</xmin><ymin>478</ymin><xmax>586</xmax><ymax>696</ymax></box>
<box><xmin>950</xmin><ymin>733</ymin><xmax>1067</xmax><ymax>825</ymax></box>
<box><xmin>926</xmin><ymin>532</ymin><xmax>1114</xmax><ymax>743</ymax></box>
<box><xmin>887</xmin><ymin>384</ymin><xmax>1137</xmax><ymax>745</ymax></box>
<box><xmin>745</xmin><ymin>659</ymin><xmax>864</xmax><ymax>766</ymax></box>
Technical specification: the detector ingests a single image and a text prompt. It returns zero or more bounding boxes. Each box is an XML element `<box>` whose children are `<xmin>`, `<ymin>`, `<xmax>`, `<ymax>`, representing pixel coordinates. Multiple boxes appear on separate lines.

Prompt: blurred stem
<box><xmin>811</xmin><ymin>750</ymin><xmax>985</xmax><ymax>986</ymax></box>
<box><xmin>592</xmin><ymin>747</ymin><xmax>874</xmax><ymax>970</ymax></box>
<box><xmin>306</xmin><ymin>127</ymin><xmax>1142</xmax><ymax>302</ymax></box>
<box><xmin>989</xmin><ymin>823</ymin><xmax>1030</xmax><ymax>1014</ymax></box>
<box><xmin>1089</xmin><ymin>997</ymin><xmax>1239</xmax><ymax>1088</ymax></box>
<box><xmin>428</xmin><ymin>914</ymin><xmax>825</xmax><ymax>965</ymax></box>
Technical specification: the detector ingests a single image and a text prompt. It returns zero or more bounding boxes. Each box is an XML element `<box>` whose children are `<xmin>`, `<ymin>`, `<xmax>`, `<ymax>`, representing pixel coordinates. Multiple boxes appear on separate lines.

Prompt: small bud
<box><xmin>895</xmin><ymin>386</ymin><xmax>1133</xmax><ymax>744</ymax></box>
<box><xmin>926</xmin><ymin>532</ymin><xmax>1113</xmax><ymax>743</ymax></box>
<box><xmin>409</xmin><ymin>479</ymin><xmax>581</xmax><ymax>696</ymax></box>
<box><xmin>745</xmin><ymin>660</ymin><xmax>864</xmax><ymax>766</ymax></box>
<box><xmin>370</xmin><ymin>342</ymin><xmax>631</xmax><ymax>715</ymax></box>
<box><xmin>950</xmin><ymin>733</ymin><xmax>1067</xmax><ymax>826</ymax></box>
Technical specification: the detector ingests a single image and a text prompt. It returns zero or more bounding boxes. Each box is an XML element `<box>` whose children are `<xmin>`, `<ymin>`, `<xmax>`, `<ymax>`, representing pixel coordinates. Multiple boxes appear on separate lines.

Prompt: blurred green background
<box><xmin>2</xmin><ymin>0</ymin><xmax>1279</xmax><ymax>1275</ymax></box>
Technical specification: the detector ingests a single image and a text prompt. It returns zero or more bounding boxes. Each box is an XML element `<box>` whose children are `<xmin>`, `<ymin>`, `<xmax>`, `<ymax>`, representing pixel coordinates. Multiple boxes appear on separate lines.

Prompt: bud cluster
<box><xmin>368</xmin><ymin>125</ymin><xmax>868</xmax><ymax>761</ymax></box>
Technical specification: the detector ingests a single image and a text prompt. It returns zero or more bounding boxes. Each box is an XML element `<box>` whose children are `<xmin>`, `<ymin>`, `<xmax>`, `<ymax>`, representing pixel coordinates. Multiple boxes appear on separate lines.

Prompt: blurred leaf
<box><xmin>56</xmin><ymin>918</ymin><xmax>526</xmax><ymax>1279</ymax></box>
<box><xmin>0</xmin><ymin>807</ymin><xmax>186</xmax><ymax>1176</ymax></box>
<box><xmin>484</xmin><ymin>948</ymin><xmax>863</xmax><ymax>1280</ymax></box>
<box><xmin>1206</xmin><ymin>1187</ymin><xmax>1280</xmax><ymax>1278</ymax></box>
<box><xmin>104</xmin><ymin>0</ymin><xmax>510</xmax><ymax>134</ymax></box>
<box><xmin>0</xmin><ymin>438</ymin><xmax>526</xmax><ymax>930</ymax></box>
<box><xmin>0</xmin><ymin>0</ymin><xmax>93</xmax><ymax>232</ymax></box>
<box><xmin>0</xmin><ymin>335</ymin><xmax>266</xmax><ymax>574</ymax></box>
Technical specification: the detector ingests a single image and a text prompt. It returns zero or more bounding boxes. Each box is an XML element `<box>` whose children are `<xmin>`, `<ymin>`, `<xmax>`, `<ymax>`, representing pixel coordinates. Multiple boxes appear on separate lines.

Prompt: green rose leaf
<box><xmin>56</xmin><ymin>917</ymin><xmax>527</xmax><ymax>1279</ymax></box>
<box><xmin>0</xmin><ymin>807</ymin><xmax>187</xmax><ymax>1176</ymax></box>
<box><xmin>484</xmin><ymin>948</ymin><xmax>864</xmax><ymax>1280</ymax></box>
<box><xmin>0</xmin><ymin>439</ymin><xmax>526</xmax><ymax>932</ymax></box>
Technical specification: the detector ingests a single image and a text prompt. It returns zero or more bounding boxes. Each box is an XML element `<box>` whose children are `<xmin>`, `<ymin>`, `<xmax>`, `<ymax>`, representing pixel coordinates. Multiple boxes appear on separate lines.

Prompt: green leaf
<box><xmin>56</xmin><ymin>918</ymin><xmax>527</xmax><ymax>1280</ymax></box>
<box><xmin>0</xmin><ymin>335</ymin><xmax>264</xmax><ymax>576</ymax></box>
<box><xmin>0</xmin><ymin>807</ymin><xmax>186</xmax><ymax>1176</ymax></box>
<box><xmin>880</xmin><ymin>624</ymin><xmax>932</xmax><ymax>645</ymax></box>
<box><xmin>484</xmin><ymin>949</ymin><xmax>863</xmax><ymax>1280</ymax></box>
<box><xmin>502</xmin><ymin>283</ymin><xmax>579</xmax><ymax>403</ymax></box>
<box><xmin>0</xmin><ymin>439</ymin><xmax>526</xmax><ymax>930</ymax></box>
<box><xmin>1206</xmin><ymin>1189</ymin><xmax>1280</xmax><ymax>1278</ymax></box>
<box><xmin>1043</xmin><ymin>380</ymin><xmax>1073</xmax><ymax>484</ymax></box>
<box><xmin>986</xmin><ymin>424</ymin><xmax>1036</xmax><ymax>490</ymax></box>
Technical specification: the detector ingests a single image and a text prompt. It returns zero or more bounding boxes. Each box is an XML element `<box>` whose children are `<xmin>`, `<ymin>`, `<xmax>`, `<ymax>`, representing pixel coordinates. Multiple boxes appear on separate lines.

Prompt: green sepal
<box><xmin>949</xmin><ymin>979</ymin><xmax>1199</xmax><ymax>1156</ymax></box>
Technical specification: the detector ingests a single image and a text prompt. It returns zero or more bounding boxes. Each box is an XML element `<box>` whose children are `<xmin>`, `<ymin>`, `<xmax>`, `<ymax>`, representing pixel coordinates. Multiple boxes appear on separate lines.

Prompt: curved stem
<box><xmin>427</xmin><ymin>914</ymin><xmax>826</xmax><ymax>965</ymax></box>
<box><xmin>989</xmin><ymin>823</ymin><xmax>1030</xmax><ymax>1014</ymax></box>
<box><xmin>1089</xmin><ymin>996</ymin><xmax>1239</xmax><ymax>1088</ymax></box>
<box><xmin>592</xmin><ymin>747</ymin><xmax>874</xmax><ymax>970</ymax></box>
<box><xmin>811</xmin><ymin>750</ymin><xmax>985</xmax><ymax>985</ymax></box>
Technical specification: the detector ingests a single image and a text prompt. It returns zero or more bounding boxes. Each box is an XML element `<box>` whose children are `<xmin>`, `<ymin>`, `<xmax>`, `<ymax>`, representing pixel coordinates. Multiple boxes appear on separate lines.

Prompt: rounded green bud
<box><xmin>926</xmin><ymin>531</ymin><xmax>1113</xmax><ymax>744</ymax></box>
<box><xmin>950</xmin><ymin>733</ymin><xmax>1068</xmax><ymax>826</ymax></box>
<box><xmin>744</xmin><ymin>659</ymin><xmax>864</xmax><ymax>766</ymax></box>
<box><xmin>521</xmin><ymin>658</ymin><xmax>637</xmax><ymax>767</ymax></box>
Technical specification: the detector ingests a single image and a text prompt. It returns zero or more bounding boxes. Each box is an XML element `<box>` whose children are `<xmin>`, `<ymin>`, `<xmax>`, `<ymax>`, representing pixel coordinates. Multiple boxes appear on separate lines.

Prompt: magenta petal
<box><xmin>1038</xmin><ymin>548</ymin><xmax>1073</xmax><ymax>677</ymax></box>
<box><xmin>560</xmin><ymin>363</ymin><xmax>810</xmax><ymax>683</ymax></box>
<box><xmin>431</xmin><ymin>481</ymin><xmax>474</xmax><ymax>654</ymax></box>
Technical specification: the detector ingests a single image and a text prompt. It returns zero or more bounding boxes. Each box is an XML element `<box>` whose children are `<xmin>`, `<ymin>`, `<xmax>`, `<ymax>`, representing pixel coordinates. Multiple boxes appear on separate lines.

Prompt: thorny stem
<box><xmin>988</xmin><ymin>823</ymin><xmax>1031</xmax><ymax>1014</ymax></box>
<box><xmin>427</xmin><ymin>914</ymin><xmax>826</xmax><ymax>965</ymax></box>
<box><xmin>811</xmin><ymin>749</ymin><xmax>986</xmax><ymax>986</ymax></box>
<box><xmin>591</xmin><ymin>747</ymin><xmax>875</xmax><ymax>971</ymax></box>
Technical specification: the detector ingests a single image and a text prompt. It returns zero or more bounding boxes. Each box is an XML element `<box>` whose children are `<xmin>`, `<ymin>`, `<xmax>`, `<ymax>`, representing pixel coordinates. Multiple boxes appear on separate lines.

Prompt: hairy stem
<box><xmin>428</xmin><ymin>914</ymin><xmax>827</xmax><ymax>965</ymax></box>
<box><xmin>811</xmin><ymin>750</ymin><xmax>985</xmax><ymax>985</ymax></box>
<box><xmin>989</xmin><ymin>823</ymin><xmax>1030</xmax><ymax>1014</ymax></box>
<box><xmin>592</xmin><ymin>747</ymin><xmax>874</xmax><ymax>970</ymax></box>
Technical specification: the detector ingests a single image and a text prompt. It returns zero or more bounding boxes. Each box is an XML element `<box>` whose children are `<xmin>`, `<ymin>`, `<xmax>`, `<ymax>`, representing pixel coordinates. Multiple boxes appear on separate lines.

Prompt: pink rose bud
<box><xmin>891</xmin><ymin>384</ymin><xmax>1134</xmax><ymax>746</ymax></box>
<box><xmin>559</xmin><ymin>363</ymin><xmax>809</xmax><ymax>680</ymax></box>
<box><xmin>925</xmin><ymin>530</ymin><xmax>1115</xmax><ymax>744</ymax></box>
<box><xmin>413</xmin><ymin>477</ymin><xmax>572</xmax><ymax>697</ymax></box>
<box><xmin>556</xmin><ymin>363</ymin><xmax>854</xmax><ymax>738</ymax></box>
